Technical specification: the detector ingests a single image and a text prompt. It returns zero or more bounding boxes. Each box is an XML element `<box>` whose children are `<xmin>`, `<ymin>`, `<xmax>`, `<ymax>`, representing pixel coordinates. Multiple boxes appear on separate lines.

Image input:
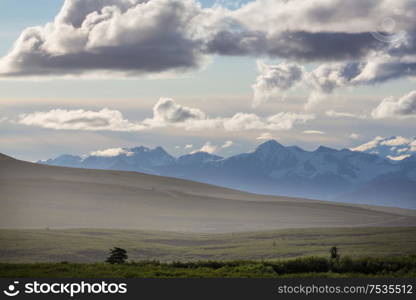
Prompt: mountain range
<box><xmin>39</xmin><ymin>139</ymin><xmax>416</xmax><ymax>209</ymax></box>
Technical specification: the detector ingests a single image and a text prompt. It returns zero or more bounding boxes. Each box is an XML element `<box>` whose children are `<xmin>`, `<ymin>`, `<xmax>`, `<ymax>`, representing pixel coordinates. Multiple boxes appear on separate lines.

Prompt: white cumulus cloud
<box><xmin>90</xmin><ymin>148</ymin><xmax>133</xmax><ymax>157</ymax></box>
<box><xmin>193</xmin><ymin>142</ymin><xmax>218</xmax><ymax>154</ymax></box>
<box><xmin>371</xmin><ymin>90</ymin><xmax>416</xmax><ymax>119</ymax></box>
<box><xmin>18</xmin><ymin>108</ymin><xmax>146</xmax><ymax>131</ymax></box>
<box><xmin>252</xmin><ymin>61</ymin><xmax>304</xmax><ymax>107</ymax></box>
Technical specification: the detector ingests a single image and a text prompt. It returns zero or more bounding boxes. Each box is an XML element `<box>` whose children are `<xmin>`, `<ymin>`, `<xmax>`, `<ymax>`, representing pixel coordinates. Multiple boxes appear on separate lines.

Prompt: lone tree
<box><xmin>106</xmin><ymin>247</ymin><xmax>128</xmax><ymax>264</ymax></box>
<box><xmin>330</xmin><ymin>246</ymin><xmax>339</xmax><ymax>260</ymax></box>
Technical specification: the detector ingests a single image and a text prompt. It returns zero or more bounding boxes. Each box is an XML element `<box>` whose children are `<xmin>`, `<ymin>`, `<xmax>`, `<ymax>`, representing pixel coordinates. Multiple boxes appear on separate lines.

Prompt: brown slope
<box><xmin>0</xmin><ymin>154</ymin><xmax>415</xmax><ymax>233</ymax></box>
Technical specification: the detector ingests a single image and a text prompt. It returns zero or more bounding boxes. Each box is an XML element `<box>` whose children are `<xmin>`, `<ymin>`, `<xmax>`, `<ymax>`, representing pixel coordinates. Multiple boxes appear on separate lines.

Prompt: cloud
<box><xmin>252</xmin><ymin>61</ymin><xmax>304</xmax><ymax>106</ymax></box>
<box><xmin>0</xmin><ymin>0</ymin><xmax>209</xmax><ymax>77</ymax></box>
<box><xmin>90</xmin><ymin>147</ymin><xmax>133</xmax><ymax>157</ymax></box>
<box><xmin>223</xmin><ymin>112</ymin><xmax>314</xmax><ymax>131</ymax></box>
<box><xmin>349</xmin><ymin>133</ymin><xmax>361</xmax><ymax>140</ymax></box>
<box><xmin>326</xmin><ymin>110</ymin><xmax>366</xmax><ymax>119</ymax></box>
<box><xmin>1</xmin><ymin>0</ymin><xmax>415</xmax><ymax>80</ymax></box>
<box><xmin>18</xmin><ymin>108</ymin><xmax>146</xmax><ymax>131</ymax></box>
<box><xmin>18</xmin><ymin>98</ymin><xmax>314</xmax><ymax>132</ymax></box>
<box><xmin>308</xmin><ymin>55</ymin><xmax>416</xmax><ymax>92</ymax></box>
<box><xmin>303</xmin><ymin>130</ymin><xmax>324</xmax><ymax>135</ymax></box>
<box><xmin>309</xmin><ymin>62</ymin><xmax>362</xmax><ymax>94</ymax></box>
<box><xmin>211</xmin><ymin>1</ymin><xmax>395</xmax><ymax>60</ymax></box>
<box><xmin>303</xmin><ymin>55</ymin><xmax>416</xmax><ymax>108</ymax></box>
<box><xmin>351</xmin><ymin>54</ymin><xmax>416</xmax><ymax>84</ymax></box>
<box><xmin>371</xmin><ymin>90</ymin><xmax>416</xmax><ymax>119</ymax></box>
<box><xmin>193</xmin><ymin>142</ymin><xmax>218</xmax><ymax>154</ymax></box>
<box><xmin>156</xmin><ymin>99</ymin><xmax>316</xmax><ymax>132</ymax></box>
<box><xmin>148</xmin><ymin>98</ymin><xmax>207</xmax><ymax>125</ymax></box>
<box><xmin>185</xmin><ymin>144</ymin><xmax>193</xmax><ymax>149</ymax></box>
<box><xmin>221</xmin><ymin>140</ymin><xmax>234</xmax><ymax>148</ymax></box>
<box><xmin>222</xmin><ymin>0</ymin><xmax>415</xmax><ymax>62</ymax></box>
<box><xmin>253</xmin><ymin>53</ymin><xmax>416</xmax><ymax>108</ymax></box>
<box><xmin>256</xmin><ymin>132</ymin><xmax>274</xmax><ymax>140</ymax></box>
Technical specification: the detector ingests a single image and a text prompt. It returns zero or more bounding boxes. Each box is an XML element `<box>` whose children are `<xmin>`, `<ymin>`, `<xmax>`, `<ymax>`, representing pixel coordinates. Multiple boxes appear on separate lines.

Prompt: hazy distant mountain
<box><xmin>42</xmin><ymin>154</ymin><xmax>83</xmax><ymax>168</ymax></box>
<box><xmin>39</xmin><ymin>140</ymin><xmax>416</xmax><ymax>208</ymax></box>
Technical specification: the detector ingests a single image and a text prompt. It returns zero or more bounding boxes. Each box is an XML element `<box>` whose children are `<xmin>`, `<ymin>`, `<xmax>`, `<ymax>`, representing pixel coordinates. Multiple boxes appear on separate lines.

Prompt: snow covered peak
<box><xmin>255</xmin><ymin>140</ymin><xmax>285</xmax><ymax>153</ymax></box>
<box><xmin>351</xmin><ymin>136</ymin><xmax>416</xmax><ymax>161</ymax></box>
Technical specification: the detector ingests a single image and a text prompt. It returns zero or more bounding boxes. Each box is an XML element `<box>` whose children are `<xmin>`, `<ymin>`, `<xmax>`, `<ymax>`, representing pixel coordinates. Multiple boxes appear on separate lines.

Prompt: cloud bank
<box><xmin>18</xmin><ymin>98</ymin><xmax>314</xmax><ymax>132</ymax></box>
<box><xmin>1</xmin><ymin>0</ymin><xmax>415</xmax><ymax>79</ymax></box>
<box><xmin>253</xmin><ymin>57</ymin><xmax>416</xmax><ymax>108</ymax></box>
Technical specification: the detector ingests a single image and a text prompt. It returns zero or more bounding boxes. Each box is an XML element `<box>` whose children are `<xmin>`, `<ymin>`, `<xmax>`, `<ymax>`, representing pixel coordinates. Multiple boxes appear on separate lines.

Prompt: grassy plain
<box><xmin>1</xmin><ymin>256</ymin><xmax>415</xmax><ymax>278</ymax></box>
<box><xmin>0</xmin><ymin>227</ymin><xmax>415</xmax><ymax>263</ymax></box>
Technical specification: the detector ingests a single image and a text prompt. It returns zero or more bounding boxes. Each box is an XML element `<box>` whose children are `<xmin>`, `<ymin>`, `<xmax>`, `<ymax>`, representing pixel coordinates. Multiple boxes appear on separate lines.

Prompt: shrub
<box><xmin>106</xmin><ymin>247</ymin><xmax>128</xmax><ymax>264</ymax></box>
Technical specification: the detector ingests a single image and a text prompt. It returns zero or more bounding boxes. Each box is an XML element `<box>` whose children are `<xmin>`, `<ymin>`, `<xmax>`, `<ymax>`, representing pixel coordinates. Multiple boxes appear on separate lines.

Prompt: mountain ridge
<box><xmin>37</xmin><ymin>140</ymin><xmax>416</xmax><ymax>209</ymax></box>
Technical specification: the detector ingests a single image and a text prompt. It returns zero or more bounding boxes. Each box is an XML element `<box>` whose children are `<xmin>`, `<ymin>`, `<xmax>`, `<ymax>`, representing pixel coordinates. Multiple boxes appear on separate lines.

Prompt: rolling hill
<box><xmin>1</xmin><ymin>153</ymin><xmax>416</xmax><ymax>233</ymax></box>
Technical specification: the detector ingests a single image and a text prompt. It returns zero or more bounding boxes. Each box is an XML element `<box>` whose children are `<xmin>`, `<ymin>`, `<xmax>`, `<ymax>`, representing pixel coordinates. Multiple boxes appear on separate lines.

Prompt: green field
<box><xmin>0</xmin><ymin>227</ymin><xmax>415</xmax><ymax>263</ymax></box>
<box><xmin>1</xmin><ymin>256</ymin><xmax>416</xmax><ymax>278</ymax></box>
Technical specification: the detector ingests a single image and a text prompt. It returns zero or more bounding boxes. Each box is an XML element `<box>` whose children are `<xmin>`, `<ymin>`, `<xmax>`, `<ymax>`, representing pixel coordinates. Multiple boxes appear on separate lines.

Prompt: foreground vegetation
<box><xmin>1</xmin><ymin>227</ymin><xmax>415</xmax><ymax>263</ymax></box>
<box><xmin>1</xmin><ymin>256</ymin><xmax>415</xmax><ymax>278</ymax></box>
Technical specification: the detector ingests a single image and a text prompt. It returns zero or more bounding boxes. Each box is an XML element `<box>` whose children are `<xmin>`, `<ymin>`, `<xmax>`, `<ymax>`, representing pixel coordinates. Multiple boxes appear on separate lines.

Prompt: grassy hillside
<box><xmin>1</xmin><ymin>154</ymin><xmax>416</xmax><ymax>233</ymax></box>
<box><xmin>0</xmin><ymin>227</ymin><xmax>415</xmax><ymax>263</ymax></box>
<box><xmin>1</xmin><ymin>256</ymin><xmax>415</xmax><ymax>278</ymax></box>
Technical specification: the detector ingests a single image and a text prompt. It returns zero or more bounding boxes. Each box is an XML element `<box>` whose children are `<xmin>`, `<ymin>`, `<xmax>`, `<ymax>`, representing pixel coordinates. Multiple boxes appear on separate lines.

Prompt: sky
<box><xmin>0</xmin><ymin>0</ymin><xmax>415</xmax><ymax>161</ymax></box>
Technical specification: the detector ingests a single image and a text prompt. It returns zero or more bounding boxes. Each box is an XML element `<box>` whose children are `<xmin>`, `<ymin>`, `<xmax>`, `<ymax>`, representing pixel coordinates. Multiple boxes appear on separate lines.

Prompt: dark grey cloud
<box><xmin>207</xmin><ymin>30</ymin><xmax>382</xmax><ymax>62</ymax></box>
<box><xmin>62</xmin><ymin>117</ymin><xmax>111</xmax><ymax>127</ymax></box>
<box><xmin>57</xmin><ymin>0</ymin><xmax>142</xmax><ymax>28</ymax></box>
<box><xmin>0</xmin><ymin>0</ymin><xmax>415</xmax><ymax>80</ymax></box>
